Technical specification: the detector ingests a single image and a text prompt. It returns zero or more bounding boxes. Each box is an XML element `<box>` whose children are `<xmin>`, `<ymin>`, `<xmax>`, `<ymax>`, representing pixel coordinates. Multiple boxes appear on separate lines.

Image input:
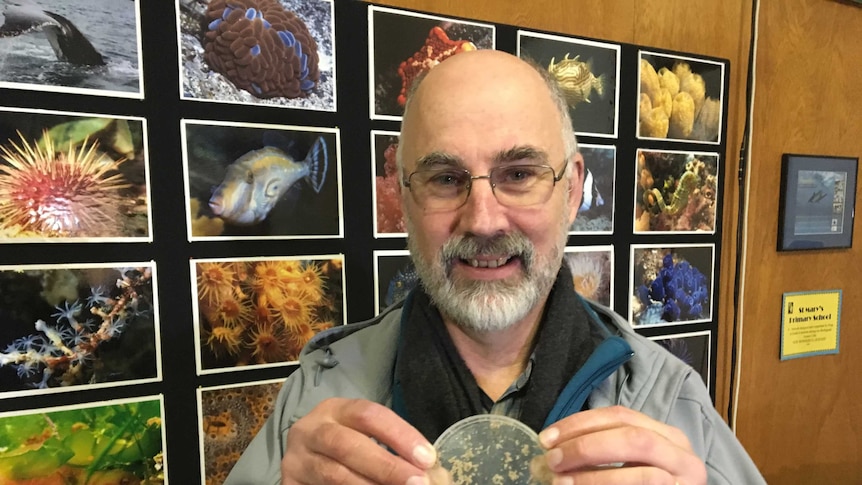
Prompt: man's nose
<box><xmin>457</xmin><ymin>177</ymin><xmax>509</xmax><ymax>236</ymax></box>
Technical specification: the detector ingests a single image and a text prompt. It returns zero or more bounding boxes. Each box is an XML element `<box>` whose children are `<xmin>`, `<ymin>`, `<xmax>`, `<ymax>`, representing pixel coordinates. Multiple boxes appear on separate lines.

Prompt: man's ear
<box><xmin>567</xmin><ymin>152</ymin><xmax>585</xmax><ymax>224</ymax></box>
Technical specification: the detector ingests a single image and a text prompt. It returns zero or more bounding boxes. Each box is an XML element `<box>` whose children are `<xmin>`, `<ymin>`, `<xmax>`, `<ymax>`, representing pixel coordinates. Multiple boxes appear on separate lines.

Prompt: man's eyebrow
<box><xmin>414</xmin><ymin>152</ymin><xmax>463</xmax><ymax>169</ymax></box>
<box><xmin>493</xmin><ymin>146</ymin><xmax>549</xmax><ymax>165</ymax></box>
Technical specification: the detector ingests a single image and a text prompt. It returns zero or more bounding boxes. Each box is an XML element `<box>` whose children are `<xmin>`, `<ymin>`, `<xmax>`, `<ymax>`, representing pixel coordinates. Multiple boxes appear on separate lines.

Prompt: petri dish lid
<box><xmin>431</xmin><ymin>414</ymin><xmax>551</xmax><ymax>485</ymax></box>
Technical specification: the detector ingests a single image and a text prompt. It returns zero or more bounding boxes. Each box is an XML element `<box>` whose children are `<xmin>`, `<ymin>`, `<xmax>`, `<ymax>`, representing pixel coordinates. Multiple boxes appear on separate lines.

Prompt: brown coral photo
<box><xmin>199</xmin><ymin>379</ymin><xmax>282</xmax><ymax>485</ymax></box>
<box><xmin>192</xmin><ymin>256</ymin><xmax>344</xmax><ymax>373</ymax></box>
<box><xmin>0</xmin><ymin>263</ymin><xmax>161</xmax><ymax>398</ymax></box>
<box><xmin>0</xmin><ymin>108</ymin><xmax>151</xmax><ymax>242</ymax></box>
<box><xmin>369</xmin><ymin>5</ymin><xmax>495</xmax><ymax>120</ymax></box>
<box><xmin>634</xmin><ymin>149</ymin><xmax>719</xmax><ymax>234</ymax></box>
<box><xmin>517</xmin><ymin>30</ymin><xmax>620</xmax><ymax>138</ymax></box>
<box><xmin>637</xmin><ymin>51</ymin><xmax>725</xmax><ymax>143</ymax></box>
<box><xmin>178</xmin><ymin>0</ymin><xmax>335</xmax><ymax>111</ymax></box>
<box><xmin>182</xmin><ymin>119</ymin><xmax>342</xmax><ymax>240</ymax></box>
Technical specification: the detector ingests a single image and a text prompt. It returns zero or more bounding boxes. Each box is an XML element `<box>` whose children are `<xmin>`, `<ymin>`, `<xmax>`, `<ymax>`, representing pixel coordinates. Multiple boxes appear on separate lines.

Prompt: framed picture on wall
<box><xmin>0</xmin><ymin>0</ymin><xmax>144</xmax><ymax>98</ymax></box>
<box><xmin>368</xmin><ymin>5</ymin><xmax>495</xmax><ymax>121</ymax></box>
<box><xmin>371</xmin><ymin>130</ymin><xmax>405</xmax><ymax>237</ymax></box>
<box><xmin>190</xmin><ymin>255</ymin><xmax>345</xmax><ymax>374</ymax></box>
<box><xmin>517</xmin><ymin>30</ymin><xmax>621</xmax><ymax>138</ymax></box>
<box><xmin>0</xmin><ymin>107</ymin><xmax>152</xmax><ymax>242</ymax></box>
<box><xmin>0</xmin><ymin>395</ymin><xmax>166</xmax><ymax>483</ymax></box>
<box><xmin>634</xmin><ymin>148</ymin><xmax>719</xmax><ymax>234</ymax></box>
<box><xmin>637</xmin><ymin>51</ymin><xmax>725</xmax><ymax>144</ymax></box>
<box><xmin>178</xmin><ymin>0</ymin><xmax>336</xmax><ymax>111</ymax></box>
<box><xmin>570</xmin><ymin>144</ymin><xmax>616</xmax><ymax>234</ymax></box>
<box><xmin>648</xmin><ymin>330</ymin><xmax>711</xmax><ymax>390</ymax></box>
<box><xmin>564</xmin><ymin>245</ymin><xmax>614</xmax><ymax>307</ymax></box>
<box><xmin>629</xmin><ymin>243</ymin><xmax>715</xmax><ymax>327</ymax></box>
<box><xmin>198</xmin><ymin>378</ymin><xmax>284</xmax><ymax>485</ymax></box>
<box><xmin>181</xmin><ymin>119</ymin><xmax>343</xmax><ymax>240</ymax></box>
<box><xmin>778</xmin><ymin>154</ymin><xmax>858</xmax><ymax>251</ymax></box>
<box><xmin>0</xmin><ymin>262</ymin><xmax>162</xmax><ymax>399</ymax></box>
<box><xmin>373</xmin><ymin>249</ymin><xmax>415</xmax><ymax>314</ymax></box>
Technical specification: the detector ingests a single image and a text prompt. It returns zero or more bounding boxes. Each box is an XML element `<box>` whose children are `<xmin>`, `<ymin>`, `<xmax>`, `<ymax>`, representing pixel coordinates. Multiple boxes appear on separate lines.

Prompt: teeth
<box><xmin>466</xmin><ymin>257</ymin><xmax>509</xmax><ymax>268</ymax></box>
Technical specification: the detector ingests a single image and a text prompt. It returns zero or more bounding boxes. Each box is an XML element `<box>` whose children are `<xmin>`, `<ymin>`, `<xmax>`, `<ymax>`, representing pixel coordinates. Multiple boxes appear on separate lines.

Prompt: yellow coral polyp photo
<box><xmin>193</xmin><ymin>256</ymin><xmax>344</xmax><ymax>372</ymax></box>
<box><xmin>638</xmin><ymin>52</ymin><xmax>724</xmax><ymax>143</ymax></box>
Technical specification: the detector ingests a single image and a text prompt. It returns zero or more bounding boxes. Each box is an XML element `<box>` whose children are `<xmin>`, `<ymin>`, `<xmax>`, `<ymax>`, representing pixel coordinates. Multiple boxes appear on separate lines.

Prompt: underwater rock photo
<box><xmin>634</xmin><ymin>149</ymin><xmax>719</xmax><ymax>234</ymax></box>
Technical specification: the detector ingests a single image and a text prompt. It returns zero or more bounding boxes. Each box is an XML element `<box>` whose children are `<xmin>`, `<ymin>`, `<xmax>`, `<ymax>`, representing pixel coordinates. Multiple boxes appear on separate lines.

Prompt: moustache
<box><xmin>439</xmin><ymin>232</ymin><xmax>535</xmax><ymax>275</ymax></box>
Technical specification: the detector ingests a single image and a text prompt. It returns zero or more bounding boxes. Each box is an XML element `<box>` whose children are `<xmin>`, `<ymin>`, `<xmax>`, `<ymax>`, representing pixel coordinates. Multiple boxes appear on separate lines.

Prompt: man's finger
<box><xmin>539</xmin><ymin>405</ymin><xmax>690</xmax><ymax>450</ymax></box>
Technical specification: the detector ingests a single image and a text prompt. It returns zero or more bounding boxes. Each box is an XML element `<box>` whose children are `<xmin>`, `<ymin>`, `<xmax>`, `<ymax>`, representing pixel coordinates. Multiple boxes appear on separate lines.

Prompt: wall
<box><xmin>375</xmin><ymin>0</ymin><xmax>862</xmax><ymax>482</ymax></box>
<box><xmin>736</xmin><ymin>0</ymin><xmax>862</xmax><ymax>482</ymax></box>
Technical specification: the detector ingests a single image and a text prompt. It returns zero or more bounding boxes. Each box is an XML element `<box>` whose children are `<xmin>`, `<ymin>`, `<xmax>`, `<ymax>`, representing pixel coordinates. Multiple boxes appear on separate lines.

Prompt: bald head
<box><xmin>398</xmin><ymin>50</ymin><xmax>578</xmax><ymax>176</ymax></box>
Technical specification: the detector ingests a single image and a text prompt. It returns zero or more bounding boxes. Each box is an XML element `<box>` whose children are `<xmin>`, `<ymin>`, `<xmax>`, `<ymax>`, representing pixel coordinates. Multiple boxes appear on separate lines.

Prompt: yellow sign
<box><xmin>781</xmin><ymin>290</ymin><xmax>842</xmax><ymax>360</ymax></box>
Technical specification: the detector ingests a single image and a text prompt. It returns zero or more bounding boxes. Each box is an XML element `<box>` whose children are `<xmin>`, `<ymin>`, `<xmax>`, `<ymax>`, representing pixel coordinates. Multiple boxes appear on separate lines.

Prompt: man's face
<box><xmin>400</xmin><ymin>53</ymin><xmax>584</xmax><ymax>332</ymax></box>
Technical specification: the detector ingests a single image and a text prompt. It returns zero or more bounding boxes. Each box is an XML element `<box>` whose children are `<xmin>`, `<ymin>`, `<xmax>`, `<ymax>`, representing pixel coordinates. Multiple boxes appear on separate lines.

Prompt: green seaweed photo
<box><xmin>0</xmin><ymin>397</ymin><xmax>165</xmax><ymax>484</ymax></box>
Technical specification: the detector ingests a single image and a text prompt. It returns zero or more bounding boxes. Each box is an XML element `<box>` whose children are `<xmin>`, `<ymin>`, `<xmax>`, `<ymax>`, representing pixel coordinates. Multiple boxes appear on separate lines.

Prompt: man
<box><xmin>225</xmin><ymin>50</ymin><xmax>765</xmax><ymax>485</ymax></box>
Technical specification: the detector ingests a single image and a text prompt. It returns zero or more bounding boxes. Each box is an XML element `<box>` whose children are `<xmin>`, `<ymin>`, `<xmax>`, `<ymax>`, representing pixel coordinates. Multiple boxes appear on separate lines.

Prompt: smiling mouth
<box><xmin>463</xmin><ymin>256</ymin><xmax>515</xmax><ymax>268</ymax></box>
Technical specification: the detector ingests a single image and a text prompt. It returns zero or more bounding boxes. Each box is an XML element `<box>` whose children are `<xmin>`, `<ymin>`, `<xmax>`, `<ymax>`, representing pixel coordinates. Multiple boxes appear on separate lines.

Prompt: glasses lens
<box><xmin>409</xmin><ymin>169</ymin><xmax>470</xmax><ymax>210</ymax></box>
<box><xmin>491</xmin><ymin>165</ymin><xmax>555</xmax><ymax>206</ymax></box>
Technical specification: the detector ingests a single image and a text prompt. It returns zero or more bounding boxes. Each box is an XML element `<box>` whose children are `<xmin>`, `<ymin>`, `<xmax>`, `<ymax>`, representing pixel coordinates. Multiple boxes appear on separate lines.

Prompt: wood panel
<box><xmin>737</xmin><ymin>0</ymin><xmax>862</xmax><ymax>482</ymax></box>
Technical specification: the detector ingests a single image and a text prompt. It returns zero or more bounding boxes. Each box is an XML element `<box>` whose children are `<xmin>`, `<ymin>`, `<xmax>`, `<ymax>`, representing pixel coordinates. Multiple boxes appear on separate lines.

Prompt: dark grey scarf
<box><xmin>392</xmin><ymin>265</ymin><xmax>600</xmax><ymax>441</ymax></box>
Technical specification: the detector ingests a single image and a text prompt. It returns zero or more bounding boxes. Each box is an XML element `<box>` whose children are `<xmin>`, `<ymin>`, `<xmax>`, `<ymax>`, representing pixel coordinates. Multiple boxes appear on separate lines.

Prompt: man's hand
<box><xmin>281</xmin><ymin>398</ymin><xmax>437</xmax><ymax>485</ymax></box>
<box><xmin>537</xmin><ymin>406</ymin><xmax>707</xmax><ymax>485</ymax></box>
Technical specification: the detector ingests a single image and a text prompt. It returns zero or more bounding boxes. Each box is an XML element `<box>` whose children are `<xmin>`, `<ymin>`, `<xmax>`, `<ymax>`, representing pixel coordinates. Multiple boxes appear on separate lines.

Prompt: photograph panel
<box><xmin>0</xmin><ymin>108</ymin><xmax>151</xmax><ymax>242</ymax></box>
<box><xmin>191</xmin><ymin>255</ymin><xmax>345</xmax><ymax>373</ymax></box>
<box><xmin>518</xmin><ymin>31</ymin><xmax>620</xmax><ymax>138</ymax></box>
<box><xmin>637</xmin><ymin>50</ymin><xmax>725</xmax><ymax>144</ymax></box>
<box><xmin>563</xmin><ymin>245</ymin><xmax>614</xmax><ymax>308</ymax></box>
<box><xmin>634</xmin><ymin>149</ymin><xmax>719</xmax><ymax>234</ymax></box>
<box><xmin>183</xmin><ymin>120</ymin><xmax>342</xmax><ymax>240</ymax></box>
<box><xmin>648</xmin><ymin>330</ymin><xmax>711</xmax><ymax>389</ymax></box>
<box><xmin>0</xmin><ymin>0</ymin><xmax>144</xmax><ymax>98</ymax></box>
<box><xmin>0</xmin><ymin>262</ymin><xmax>161</xmax><ymax>398</ymax></box>
<box><xmin>369</xmin><ymin>5</ymin><xmax>495</xmax><ymax>120</ymax></box>
<box><xmin>179</xmin><ymin>0</ymin><xmax>336</xmax><ymax>111</ymax></box>
<box><xmin>629</xmin><ymin>244</ymin><xmax>715</xmax><ymax>327</ymax></box>
<box><xmin>570</xmin><ymin>144</ymin><xmax>616</xmax><ymax>234</ymax></box>
<box><xmin>0</xmin><ymin>395</ymin><xmax>166</xmax><ymax>483</ymax></box>
<box><xmin>371</xmin><ymin>130</ymin><xmax>405</xmax><ymax>237</ymax></box>
<box><xmin>373</xmin><ymin>249</ymin><xmax>415</xmax><ymax>315</ymax></box>
<box><xmin>198</xmin><ymin>379</ymin><xmax>283</xmax><ymax>485</ymax></box>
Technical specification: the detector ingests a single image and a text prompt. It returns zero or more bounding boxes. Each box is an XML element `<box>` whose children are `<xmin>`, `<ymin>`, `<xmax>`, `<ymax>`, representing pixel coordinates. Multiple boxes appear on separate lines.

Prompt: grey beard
<box><xmin>407</xmin><ymin>229</ymin><xmax>565</xmax><ymax>333</ymax></box>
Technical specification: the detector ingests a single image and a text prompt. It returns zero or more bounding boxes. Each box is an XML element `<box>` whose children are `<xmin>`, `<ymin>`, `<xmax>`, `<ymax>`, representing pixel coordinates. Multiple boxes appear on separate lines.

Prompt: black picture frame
<box><xmin>778</xmin><ymin>154</ymin><xmax>858</xmax><ymax>251</ymax></box>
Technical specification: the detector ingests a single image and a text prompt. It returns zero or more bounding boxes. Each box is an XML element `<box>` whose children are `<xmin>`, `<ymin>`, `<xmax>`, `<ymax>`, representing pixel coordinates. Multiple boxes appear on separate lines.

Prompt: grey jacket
<box><xmin>225</xmin><ymin>299</ymin><xmax>765</xmax><ymax>485</ymax></box>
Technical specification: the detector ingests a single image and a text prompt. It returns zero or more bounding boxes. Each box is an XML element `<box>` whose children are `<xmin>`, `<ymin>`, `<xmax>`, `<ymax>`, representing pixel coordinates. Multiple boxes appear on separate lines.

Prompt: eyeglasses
<box><xmin>402</xmin><ymin>161</ymin><xmax>568</xmax><ymax>211</ymax></box>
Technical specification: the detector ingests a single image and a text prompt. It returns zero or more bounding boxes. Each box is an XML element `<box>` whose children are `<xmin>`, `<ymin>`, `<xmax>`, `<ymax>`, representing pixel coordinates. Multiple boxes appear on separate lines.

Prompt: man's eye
<box><xmin>428</xmin><ymin>172</ymin><xmax>465</xmax><ymax>186</ymax></box>
<box><xmin>498</xmin><ymin>167</ymin><xmax>538</xmax><ymax>183</ymax></box>
<box><xmin>245</xmin><ymin>171</ymin><xmax>255</xmax><ymax>184</ymax></box>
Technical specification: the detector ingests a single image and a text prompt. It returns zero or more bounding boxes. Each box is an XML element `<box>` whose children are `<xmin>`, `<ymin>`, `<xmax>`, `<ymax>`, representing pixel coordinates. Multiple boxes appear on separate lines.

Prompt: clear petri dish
<box><xmin>431</xmin><ymin>414</ymin><xmax>551</xmax><ymax>485</ymax></box>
